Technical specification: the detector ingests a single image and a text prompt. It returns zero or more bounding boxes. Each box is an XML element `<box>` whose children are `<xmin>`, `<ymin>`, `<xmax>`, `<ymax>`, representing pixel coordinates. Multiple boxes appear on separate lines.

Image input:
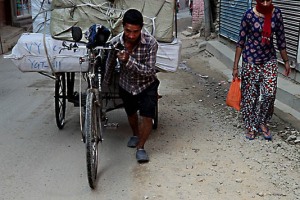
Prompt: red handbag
<box><xmin>226</xmin><ymin>78</ymin><xmax>241</xmax><ymax>111</ymax></box>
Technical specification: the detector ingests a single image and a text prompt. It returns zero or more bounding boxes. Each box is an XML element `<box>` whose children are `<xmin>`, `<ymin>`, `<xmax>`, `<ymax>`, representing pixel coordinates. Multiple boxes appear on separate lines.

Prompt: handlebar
<box><xmin>59</xmin><ymin>41</ymin><xmax>124</xmax><ymax>54</ymax></box>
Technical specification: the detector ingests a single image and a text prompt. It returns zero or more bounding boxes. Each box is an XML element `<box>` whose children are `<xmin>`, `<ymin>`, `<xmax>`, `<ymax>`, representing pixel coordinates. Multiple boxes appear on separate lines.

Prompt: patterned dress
<box><xmin>236</xmin><ymin>7</ymin><xmax>286</xmax><ymax>132</ymax></box>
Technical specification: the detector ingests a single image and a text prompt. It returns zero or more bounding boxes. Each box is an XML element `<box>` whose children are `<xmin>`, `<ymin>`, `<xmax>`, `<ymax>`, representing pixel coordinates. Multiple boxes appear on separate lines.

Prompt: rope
<box><xmin>79</xmin><ymin>67</ymin><xmax>83</xmax><ymax>133</ymax></box>
<box><xmin>42</xmin><ymin>11</ymin><xmax>57</xmax><ymax>78</ymax></box>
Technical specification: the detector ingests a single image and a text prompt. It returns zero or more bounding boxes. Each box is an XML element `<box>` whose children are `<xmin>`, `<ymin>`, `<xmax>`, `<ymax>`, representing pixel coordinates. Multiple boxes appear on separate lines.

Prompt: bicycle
<box><xmin>55</xmin><ymin>26</ymin><xmax>113</xmax><ymax>188</ymax></box>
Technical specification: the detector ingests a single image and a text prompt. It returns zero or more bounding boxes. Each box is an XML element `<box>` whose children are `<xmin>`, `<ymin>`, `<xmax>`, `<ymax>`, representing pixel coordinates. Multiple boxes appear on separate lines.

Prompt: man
<box><xmin>104</xmin><ymin>9</ymin><xmax>159</xmax><ymax>163</ymax></box>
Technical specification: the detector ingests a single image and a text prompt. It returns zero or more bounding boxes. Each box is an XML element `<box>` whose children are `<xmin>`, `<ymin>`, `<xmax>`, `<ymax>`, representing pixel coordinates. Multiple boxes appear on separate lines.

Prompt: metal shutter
<box><xmin>219</xmin><ymin>0</ymin><xmax>252</xmax><ymax>41</ymax></box>
<box><xmin>272</xmin><ymin>0</ymin><xmax>300</xmax><ymax>70</ymax></box>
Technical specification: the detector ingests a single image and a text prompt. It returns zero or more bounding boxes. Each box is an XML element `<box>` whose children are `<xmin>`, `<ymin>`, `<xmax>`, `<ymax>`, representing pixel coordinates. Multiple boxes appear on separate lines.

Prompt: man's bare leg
<box><xmin>136</xmin><ymin>116</ymin><xmax>152</xmax><ymax>149</ymax></box>
<box><xmin>128</xmin><ymin>113</ymin><xmax>139</xmax><ymax>136</ymax></box>
<box><xmin>135</xmin><ymin>116</ymin><xmax>152</xmax><ymax>162</ymax></box>
<box><xmin>126</xmin><ymin>113</ymin><xmax>140</xmax><ymax>148</ymax></box>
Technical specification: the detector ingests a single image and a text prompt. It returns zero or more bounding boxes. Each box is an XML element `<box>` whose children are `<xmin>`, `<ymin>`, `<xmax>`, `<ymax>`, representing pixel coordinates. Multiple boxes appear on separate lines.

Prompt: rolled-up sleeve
<box><xmin>103</xmin><ymin>49</ymin><xmax>117</xmax><ymax>84</ymax></box>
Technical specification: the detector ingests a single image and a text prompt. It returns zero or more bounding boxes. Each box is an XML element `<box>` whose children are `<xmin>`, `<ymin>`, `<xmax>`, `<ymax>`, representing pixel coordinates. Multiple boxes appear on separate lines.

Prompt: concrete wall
<box><xmin>297</xmin><ymin>32</ymin><xmax>300</xmax><ymax>71</ymax></box>
<box><xmin>0</xmin><ymin>0</ymin><xmax>7</xmax><ymax>27</ymax></box>
<box><xmin>192</xmin><ymin>0</ymin><xmax>204</xmax><ymax>33</ymax></box>
<box><xmin>191</xmin><ymin>0</ymin><xmax>219</xmax><ymax>34</ymax></box>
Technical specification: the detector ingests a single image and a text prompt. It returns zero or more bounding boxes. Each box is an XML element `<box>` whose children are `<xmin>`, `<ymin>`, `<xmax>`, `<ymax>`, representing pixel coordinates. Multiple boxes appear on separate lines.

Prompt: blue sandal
<box><xmin>258</xmin><ymin>126</ymin><xmax>272</xmax><ymax>141</ymax></box>
<box><xmin>127</xmin><ymin>136</ymin><xmax>139</xmax><ymax>148</ymax></box>
<box><xmin>245</xmin><ymin>131</ymin><xmax>256</xmax><ymax>140</ymax></box>
<box><xmin>136</xmin><ymin>149</ymin><xmax>149</xmax><ymax>163</ymax></box>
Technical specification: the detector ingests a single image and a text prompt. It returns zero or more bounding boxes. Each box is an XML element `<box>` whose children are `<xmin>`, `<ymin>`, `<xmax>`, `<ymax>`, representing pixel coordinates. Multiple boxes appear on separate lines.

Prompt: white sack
<box><xmin>156</xmin><ymin>38</ymin><xmax>182</xmax><ymax>72</ymax></box>
<box><xmin>5</xmin><ymin>33</ymin><xmax>181</xmax><ymax>73</ymax></box>
<box><xmin>4</xmin><ymin>33</ymin><xmax>89</xmax><ymax>73</ymax></box>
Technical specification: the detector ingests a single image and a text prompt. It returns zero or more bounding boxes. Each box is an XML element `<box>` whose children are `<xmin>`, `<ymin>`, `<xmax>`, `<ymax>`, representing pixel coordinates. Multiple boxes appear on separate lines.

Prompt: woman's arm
<box><xmin>232</xmin><ymin>11</ymin><xmax>249</xmax><ymax>78</ymax></box>
<box><xmin>232</xmin><ymin>47</ymin><xmax>242</xmax><ymax>78</ymax></box>
<box><xmin>280</xmin><ymin>49</ymin><xmax>291</xmax><ymax>76</ymax></box>
<box><xmin>275</xmin><ymin>9</ymin><xmax>291</xmax><ymax>77</ymax></box>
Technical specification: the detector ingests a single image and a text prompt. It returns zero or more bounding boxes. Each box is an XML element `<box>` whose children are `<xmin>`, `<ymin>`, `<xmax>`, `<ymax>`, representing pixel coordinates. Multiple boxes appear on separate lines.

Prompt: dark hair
<box><xmin>122</xmin><ymin>9</ymin><xmax>144</xmax><ymax>27</ymax></box>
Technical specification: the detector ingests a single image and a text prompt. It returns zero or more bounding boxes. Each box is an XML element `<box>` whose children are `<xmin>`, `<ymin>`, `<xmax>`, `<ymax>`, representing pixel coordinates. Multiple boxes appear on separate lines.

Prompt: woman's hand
<box><xmin>232</xmin><ymin>47</ymin><xmax>242</xmax><ymax>79</ymax></box>
<box><xmin>280</xmin><ymin>49</ymin><xmax>291</xmax><ymax>77</ymax></box>
<box><xmin>284</xmin><ymin>62</ymin><xmax>291</xmax><ymax>77</ymax></box>
<box><xmin>232</xmin><ymin>68</ymin><xmax>239</xmax><ymax>79</ymax></box>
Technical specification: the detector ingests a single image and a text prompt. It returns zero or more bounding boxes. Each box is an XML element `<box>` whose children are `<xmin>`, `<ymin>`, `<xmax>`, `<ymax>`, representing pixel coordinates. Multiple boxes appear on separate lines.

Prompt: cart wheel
<box><xmin>55</xmin><ymin>73</ymin><xmax>66</xmax><ymax>129</ymax></box>
<box><xmin>152</xmin><ymin>103</ymin><xmax>158</xmax><ymax>130</ymax></box>
<box><xmin>84</xmin><ymin>90</ymin><xmax>102</xmax><ymax>189</ymax></box>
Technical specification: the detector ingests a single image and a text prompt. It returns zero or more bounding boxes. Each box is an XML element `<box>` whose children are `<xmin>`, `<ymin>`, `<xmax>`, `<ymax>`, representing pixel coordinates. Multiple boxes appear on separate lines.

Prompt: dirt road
<box><xmin>129</xmin><ymin>33</ymin><xmax>300</xmax><ymax>200</ymax></box>
<box><xmin>0</xmin><ymin>14</ymin><xmax>299</xmax><ymax>199</ymax></box>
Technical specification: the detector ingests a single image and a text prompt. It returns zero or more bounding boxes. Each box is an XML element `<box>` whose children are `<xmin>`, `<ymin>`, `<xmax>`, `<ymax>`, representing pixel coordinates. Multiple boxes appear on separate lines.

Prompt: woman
<box><xmin>232</xmin><ymin>0</ymin><xmax>291</xmax><ymax>140</ymax></box>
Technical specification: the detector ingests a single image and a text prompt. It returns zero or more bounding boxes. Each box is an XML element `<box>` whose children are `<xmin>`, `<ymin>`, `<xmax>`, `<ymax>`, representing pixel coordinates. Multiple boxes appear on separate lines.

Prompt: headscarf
<box><xmin>256</xmin><ymin>0</ymin><xmax>274</xmax><ymax>45</ymax></box>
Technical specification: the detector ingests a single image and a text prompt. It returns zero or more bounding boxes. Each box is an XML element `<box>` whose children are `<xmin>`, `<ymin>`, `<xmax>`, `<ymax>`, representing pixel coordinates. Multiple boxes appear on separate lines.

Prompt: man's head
<box><xmin>122</xmin><ymin>9</ymin><xmax>144</xmax><ymax>28</ymax></box>
<box><xmin>122</xmin><ymin>9</ymin><xmax>143</xmax><ymax>44</ymax></box>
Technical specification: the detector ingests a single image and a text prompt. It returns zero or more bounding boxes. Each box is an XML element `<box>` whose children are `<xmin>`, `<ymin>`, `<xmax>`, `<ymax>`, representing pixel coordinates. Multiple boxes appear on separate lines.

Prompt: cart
<box><xmin>5</xmin><ymin>0</ymin><xmax>180</xmax><ymax>190</ymax></box>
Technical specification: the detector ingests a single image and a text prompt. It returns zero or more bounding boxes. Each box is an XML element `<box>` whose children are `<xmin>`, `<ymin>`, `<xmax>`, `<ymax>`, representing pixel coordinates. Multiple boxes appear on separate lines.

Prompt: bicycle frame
<box><xmin>80</xmin><ymin>47</ymin><xmax>107</xmax><ymax>189</ymax></box>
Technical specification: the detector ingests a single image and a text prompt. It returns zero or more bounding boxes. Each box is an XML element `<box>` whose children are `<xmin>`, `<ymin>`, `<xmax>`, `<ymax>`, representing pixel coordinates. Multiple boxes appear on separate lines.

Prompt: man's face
<box><xmin>123</xmin><ymin>23</ymin><xmax>142</xmax><ymax>44</ymax></box>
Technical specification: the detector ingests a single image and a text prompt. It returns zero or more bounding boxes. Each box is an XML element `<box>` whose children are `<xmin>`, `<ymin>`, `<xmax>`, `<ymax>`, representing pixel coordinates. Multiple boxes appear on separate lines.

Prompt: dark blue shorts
<box><xmin>119</xmin><ymin>79</ymin><xmax>160</xmax><ymax>119</ymax></box>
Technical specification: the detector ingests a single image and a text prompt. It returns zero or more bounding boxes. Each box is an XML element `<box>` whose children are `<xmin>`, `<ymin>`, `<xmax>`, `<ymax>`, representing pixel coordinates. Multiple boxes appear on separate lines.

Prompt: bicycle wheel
<box><xmin>55</xmin><ymin>73</ymin><xmax>66</xmax><ymax>129</ymax></box>
<box><xmin>84</xmin><ymin>90</ymin><xmax>101</xmax><ymax>189</ymax></box>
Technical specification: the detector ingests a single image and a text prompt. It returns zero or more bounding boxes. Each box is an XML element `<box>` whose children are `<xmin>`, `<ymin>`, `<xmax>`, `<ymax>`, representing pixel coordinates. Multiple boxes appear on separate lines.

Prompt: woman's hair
<box><xmin>122</xmin><ymin>9</ymin><xmax>144</xmax><ymax>27</ymax></box>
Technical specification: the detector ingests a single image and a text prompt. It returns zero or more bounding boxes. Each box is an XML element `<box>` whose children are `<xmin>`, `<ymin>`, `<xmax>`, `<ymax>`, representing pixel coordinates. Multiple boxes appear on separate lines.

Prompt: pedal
<box><xmin>104</xmin><ymin>123</ymin><xmax>119</xmax><ymax>129</ymax></box>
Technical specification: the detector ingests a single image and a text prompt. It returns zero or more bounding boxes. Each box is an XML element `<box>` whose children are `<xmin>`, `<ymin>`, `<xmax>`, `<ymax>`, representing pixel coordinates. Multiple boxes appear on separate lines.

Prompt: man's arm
<box><xmin>125</xmin><ymin>42</ymin><xmax>158</xmax><ymax>77</ymax></box>
<box><xmin>103</xmin><ymin>49</ymin><xmax>118</xmax><ymax>85</ymax></box>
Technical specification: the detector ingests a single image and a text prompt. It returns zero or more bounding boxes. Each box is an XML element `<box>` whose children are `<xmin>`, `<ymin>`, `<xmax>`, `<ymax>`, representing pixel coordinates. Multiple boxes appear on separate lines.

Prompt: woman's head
<box><xmin>256</xmin><ymin>0</ymin><xmax>273</xmax><ymax>13</ymax></box>
<box><xmin>256</xmin><ymin>0</ymin><xmax>272</xmax><ymax>7</ymax></box>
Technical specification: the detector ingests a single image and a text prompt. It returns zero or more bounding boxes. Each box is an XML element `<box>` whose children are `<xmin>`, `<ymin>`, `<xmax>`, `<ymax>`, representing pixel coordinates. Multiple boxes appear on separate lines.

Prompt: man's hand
<box><xmin>117</xmin><ymin>50</ymin><xmax>129</xmax><ymax>63</ymax></box>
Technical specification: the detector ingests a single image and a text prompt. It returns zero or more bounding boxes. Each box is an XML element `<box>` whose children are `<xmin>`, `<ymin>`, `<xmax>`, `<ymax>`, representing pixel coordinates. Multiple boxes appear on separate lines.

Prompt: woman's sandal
<box><xmin>258</xmin><ymin>126</ymin><xmax>272</xmax><ymax>141</ymax></box>
<box><xmin>245</xmin><ymin>131</ymin><xmax>256</xmax><ymax>140</ymax></box>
